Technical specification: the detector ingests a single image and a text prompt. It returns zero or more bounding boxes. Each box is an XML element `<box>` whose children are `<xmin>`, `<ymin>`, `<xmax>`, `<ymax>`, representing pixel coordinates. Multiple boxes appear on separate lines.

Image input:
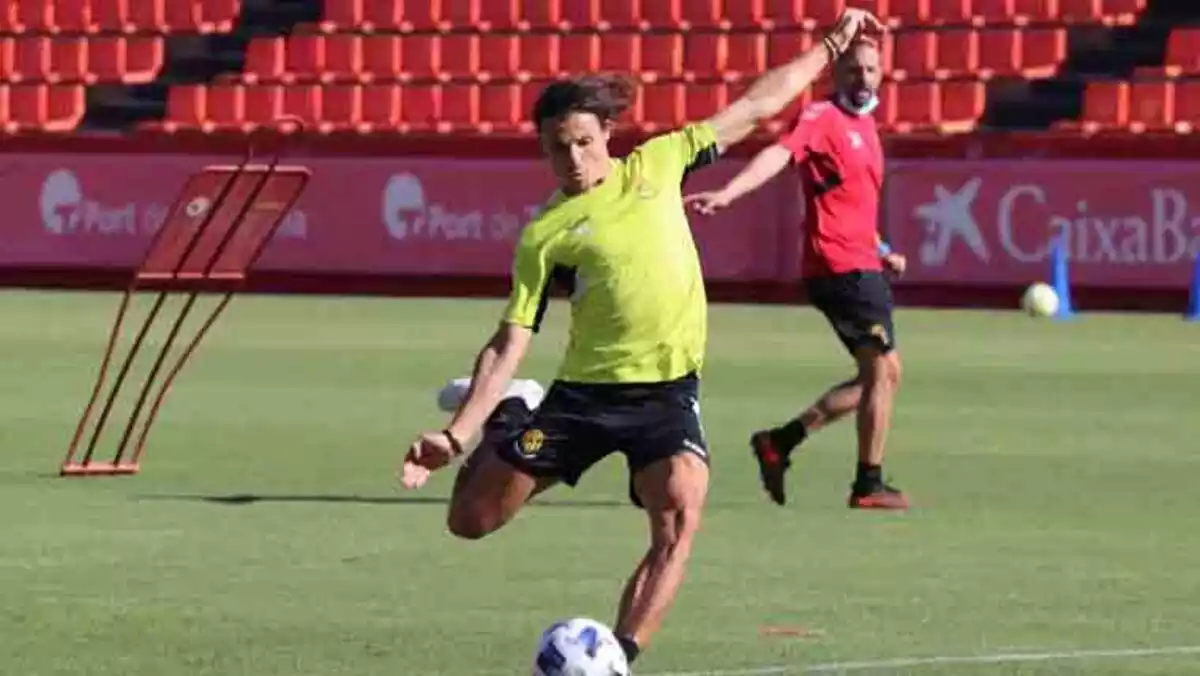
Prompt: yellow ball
<box><xmin>1021</xmin><ymin>282</ymin><xmax>1060</xmax><ymax>318</ymax></box>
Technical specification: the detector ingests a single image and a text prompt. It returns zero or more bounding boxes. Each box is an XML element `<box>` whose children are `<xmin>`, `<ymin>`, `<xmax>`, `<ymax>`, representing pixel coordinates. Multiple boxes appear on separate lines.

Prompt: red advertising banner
<box><xmin>886</xmin><ymin>160</ymin><xmax>1200</xmax><ymax>288</ymax></box>
<box><xmin>4</xmin><ymin>153</ymin><xmax>1197</xmax><ymax>289</ymax></box>
<box><xmin>5</xmin><ymin>153</ymin><xmax>783</xmax><ymax>282</ymax></box>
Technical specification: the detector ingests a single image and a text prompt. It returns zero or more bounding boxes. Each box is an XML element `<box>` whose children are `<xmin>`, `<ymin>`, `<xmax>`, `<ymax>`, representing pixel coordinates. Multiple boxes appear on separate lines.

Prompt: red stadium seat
<box><xmin>803</xmin><ymin>0</ymin><xmax>845</xmax><ymax>27</ymax></box>
<box><xmin>323</xmin><ymin>34</ymin><xmax>362</xmax><ymax>83</ymax></box>
<box><xmin>1174</xmin><ymin>80</ymin><xmax>1200</xmax><ymax>132</ymax></box>
<box><xmin>48</xmin><ymin>38</ymin><xmax>88</xmax><ymax>84</ymax></box>
<box><xmin>281</xmin><ymin>84</ymin><xmax>322</xmax><ymax>128</ymax></box>
<box><xmin>518</xmin><ymin>34</ymin><xmax>558</xmax><ymax>80</ymax></box>
<box><xmin>890</xmin><ymin>80</ymin><xmax>939</xmax><ymax>132</ymax></box>
<box><xmin>684</xmin><ymin>82</ymin><xmax>725</xmax><ymax>120</ymax></box>
<box><xmin>683</xmin><ymin>33</ymin><xmax>722</xmax><ymax>81</ymax></box>
<box><xmin>439</xmin><ymin>83</ymin><xmax>478</xmax><ymax>132</ymax></box>
<box><xmin>1021</xmin><ymin>28</ymin><xmax>1066</xmax><ymax>77</ymax></box>
<box><xmin>886</xmin><ymin>0</ymin><xmax>929</xmax><ymax>25</ymax></box>
<box><xmin>124</xmin><ymin>36</ymin><xmax>164</xmax><ymax>83</ymax></box>
<box><xmin>638</xmin><ymin>81</ymin><xmax>684</xmax><ymax>132</ymax></box>
<box><xmin>242</xmin><ymin>84</ymin><xmax>282</xmax><ymax>129</ymax></box>
<box><xmin>559</xmin><ymin>34</ymin><xmax>599</xmax><ymax>76</ymax></box>
<box><xmin>562</xmin><ymin>0</ymin><xmax>600</xmax><ymax>30</ymax></box>
<box><xmin>318</xmin><ymin>85</ymin><xmax>360</xmax><ymax>132</ymax></box>
<box><xmin>767</xmin><ymin>30</ymin><xmax>810</xmax><ymax>69</ymax></box>
<box><xmin>440</xmin><ymin>35</ymin><xmax>479</xmax><ymax>82</ymax></box>
<box><xmin>400</xmin><ymin>35</ymin><xmax>441</xmax><ymax>81</ymax></box>
<box><xmin>162</xmin><ymin>84</ymin><xmax>205</xmax><ymax>131</ymax></box>
<box><xmin>360</xmin><ymin>36</ymin><xmax>402</xmax><ymax>82</ymax></box>
<box><xmin>479</xmin><ymin>0</ymin><xmax>520</xmax><ymax>30</ymax></box>
<box><xmin>724</xmin><ymin>0</ymin><xmax>766</xmax><ymax>29</ymax></box>
<box><xmin>11</xmin><ymin>38</ymin><xmax>48</xmax><ymax>83</ymax></box>
<box><xmin>524</xmin><ymin>1</ymin><xmax>565</xmax><ymax>29</ymax></box>
<box><xmin>443</xmin><ymin>0</ymin><xmax>481</xmax><ymax>29</ymax></box>
<box><xmin>52</xmin><ymin>0</ymin><xmax>95</xmax><ymax>33</ymax></box>
<box><xmin>1164</xmin><ymin>28</ymin><xmax>1200</xmax><ymax>76</ymax></box>
<box><xmin>641</xmin><ymin>0</ymin><xmax>682</xmax><ymax>27</ymax></box>
<box><xmin>599</xmin><ymin>33</ymin><xmax>640</xmax><ymax>73</ymax></box>
<box><xmin>1079</xmin><ymin>80</ymin><xmax>1127</xmax><ymax>132</ymax></box>
<box><xmin>763</xmin><ymin>0</ymin><xmax>804</xmax><ymax>26</ymax></box>
<box><xmin>640</xmin><ymin>34</ymin><xmax>682</xmax><ymax>80</ymax></box>
<box><xmin>243</xmin><ymin>37</ymin><xmax>284</xmax><ymax>84</ymax></box>
<box><xmin>891</xmin><ymin>30</ymin><xmax>935</xmax><ymax>80</ymax></box>
<box><xmin>936</xmin><ymin>29</ymin><xmax>978</xmax><ymax>79</ymax></box>
<box><xmin>977</xmin><ymin>28</ymin><xmax>1019</xmax><ymax>78</ymax></box>
<box><xmin>359</xmin><ymin>84</ymin><xmax>400</xmax><ymax>132</ymax></box>
<box><xmin>400</xmin><ymin>84</ymin><xmax>440</xmax><ymax>132</ymax></box>
<box><xmin>974</xmin><ymin>0</ymin><xmax>1015</xmax><ymax>25</ymax></box>
<box><xmin>940</xmin><ymin>80</ymin><xmax>986</xmax><ymax>131</ymax></box>
<box><xmin>403</xmin><ymin>0</ymin><xmax>445</xmax><ymax>32</ymax></box>
<box><xmin>478</xmin><ymin>34</ymin><xmax>518</xmax><ymax>82</ymax></box>
<box><xmin>204</xmin><ymin>82</ymin><xmax>245</xmax><ymax>130</ymax></box>
<box><xmin>598</xmin><ymin>0</ymin><xmax>643</xmax><ymax>30</ymax></box>
<box><xmin>680</xmin><ymin>0</ymin><xmax>725</xmax><ymax>29</ymax></box>
<box><xmin>726</xmin><ymin>33</ymin><xmax>767</xmax><ymax>81</ymax></box>
<box><xmin>285</xmin><ymin>35</ymin><xmax>324</xmax><ymax>84</ymax></box>
<box><xmin>478</xmin><ymin>82</ymin><xmax>521</xmax><ymax>133</ymax></box>
<box><xmin>1101</xmin><ymin>0</ymin><xmax>1145</xmax><ymax>23</ymax></box>
<box><xmin>1127</xmin><ymin>78</ymin><xmax>1172</xmax><ymax>132</ymax></box>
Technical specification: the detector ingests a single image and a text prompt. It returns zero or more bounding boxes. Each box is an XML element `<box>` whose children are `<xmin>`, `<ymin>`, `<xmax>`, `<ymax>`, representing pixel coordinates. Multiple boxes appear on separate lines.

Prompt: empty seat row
<box><xmin>242</xmin><ymin>28</ymin><xmax>1066</xmax><ymax>86</ymax></box>
<box><xmin>0</xmin><ymin>84</ymin><xmax>85</xmax><ymax>131</ymax></box>
<box><xmin>1076</xmin><ymin>79</ymin><xmax>1200</xmax><ymax>134</ymax></box>
<box><xmin>2</xmin><ymin>0</ymin><xmax>240</xmax><ymax>35</ymax></box>
<box><xmin>154</xmin><ymin>79</ymin><xmax>984</xmax><ymax>136</ymax></box>
<box><xmin>0</xmin><ymin>36</ymin><xmax>163</xmax><ymax>84</ymax></box>
<box><xmin>317</xmin><ymin>0</ymin><xmax>1145</xmax><ymax>33</ymax></box>
<box><xmin>1162</xmin><ymin>28</ymin><xmax>1200</xmax><ymax>76</ymax></box>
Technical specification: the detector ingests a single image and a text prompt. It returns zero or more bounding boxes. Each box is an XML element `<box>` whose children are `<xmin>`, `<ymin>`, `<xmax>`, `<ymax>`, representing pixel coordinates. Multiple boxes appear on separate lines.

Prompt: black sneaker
<box><xmin>751</xmin><ymin>431</ymin><xmax>790</xmax><ymax>506</ymax></box>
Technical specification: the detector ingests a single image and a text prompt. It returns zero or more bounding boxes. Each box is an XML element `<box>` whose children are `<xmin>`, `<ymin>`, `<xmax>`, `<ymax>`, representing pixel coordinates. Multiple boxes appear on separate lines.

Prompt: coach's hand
<box><xmin>883</xmin><ymin>252</ymin><xmax>907</xmax><ymax>278</ymax></box>
<box><xmin>826</xmin><ymin>8</ymin><xmax>886</xmax><ymax>54</ymax></box>
<box><xmin>399</xmin><ymin>431</ymin><xmax>459</xmax><ymax>489</ymax></box>
<box><xmin>683</xmin><ymin>191</ymin><xmax>732</xmax><ymax>216</ymax></box>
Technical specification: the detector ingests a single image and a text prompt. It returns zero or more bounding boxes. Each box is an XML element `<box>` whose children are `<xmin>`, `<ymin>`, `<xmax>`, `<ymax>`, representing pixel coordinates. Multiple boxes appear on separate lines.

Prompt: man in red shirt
<box><xmin>685</xmin><ymin>38</ymin><xmax>908</xmax><ymax>510</ymax></box>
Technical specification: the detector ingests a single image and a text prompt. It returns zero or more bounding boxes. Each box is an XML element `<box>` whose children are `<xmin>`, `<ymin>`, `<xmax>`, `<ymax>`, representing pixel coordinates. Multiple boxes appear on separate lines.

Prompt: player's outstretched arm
<box><xmin>400</xmin><ymin>322</ymin><xmax>532</xmax><ymax>489</ymax></box>
<box><xmin>703</xmin><ymin>8</ymin><xmax>882</xmax><ymax>153</ymax></box>
<box><xmin>684</xmin><ymin>143</ymin><xmax>792</xmax><ymax>215</ymax></box>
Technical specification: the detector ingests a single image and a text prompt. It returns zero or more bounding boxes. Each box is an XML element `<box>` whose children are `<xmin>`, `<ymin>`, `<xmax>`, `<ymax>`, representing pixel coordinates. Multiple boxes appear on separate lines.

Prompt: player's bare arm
<box><xmin>702</xmin><ymin>8</ymin><xmax>883</xmax><ymax>154</ymax></box>
<box><xmin>400</xmin><ymin>321</ymin><xmax>532</xmax><ymax>489</ymax></box>
<box><xmin>684</xmin><ymin>143</ymin><xmax>792</xmax><ymax>215</ymax></box>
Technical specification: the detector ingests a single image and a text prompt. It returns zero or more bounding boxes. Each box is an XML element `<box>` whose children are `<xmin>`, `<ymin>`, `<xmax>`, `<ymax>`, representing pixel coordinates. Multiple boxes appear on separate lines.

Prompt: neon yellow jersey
<box><xmin>504</xmin><ymin>123</ymin><xmax>721</xmax><ymax>384</ymax></box>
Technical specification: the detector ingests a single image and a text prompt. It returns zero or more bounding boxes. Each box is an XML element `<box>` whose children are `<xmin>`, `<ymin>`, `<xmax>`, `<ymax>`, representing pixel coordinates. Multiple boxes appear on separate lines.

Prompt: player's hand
<box><xmin>399</xmin><ymin>431</ymin><xmax>461</xmax><ymax>490</ymax></box>
<box><xmin>883</xmin><ymin>252</ymin><xmax>907</xmax><ymax>278</ymax></box>
<box><xmin>826</xmin><ymin>8</ymin><xmax>886</xmax><ymax>53</ymax></box>
<box><xmin>683</xmin><ymin>191</ymin><xmax>733</xmax><ymax>216</ymax></box>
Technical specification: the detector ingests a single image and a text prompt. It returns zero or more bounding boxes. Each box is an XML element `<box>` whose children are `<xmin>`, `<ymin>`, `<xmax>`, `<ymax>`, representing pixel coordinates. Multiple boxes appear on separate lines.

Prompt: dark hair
<box><xmin>531</xmin><ymin>75</ymin><xmax>634</xmax><ymax>131</ymax></box>
<box><xmin>836</xmin><ymin>37</ymin><xmax>880</xmax><ymax>66</ymax></box>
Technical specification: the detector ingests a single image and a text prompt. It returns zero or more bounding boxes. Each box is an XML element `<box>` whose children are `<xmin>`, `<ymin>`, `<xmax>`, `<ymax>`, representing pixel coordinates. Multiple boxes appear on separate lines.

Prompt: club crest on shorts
<box><xmin>869</xmin><ymin>323</ymin><xmax>891</xmax><ymax>346</ymax></box>
<box><xmin>519</xmin><ymin>429</ymin><xmax>545</xmax><ymax>455</ymax></box>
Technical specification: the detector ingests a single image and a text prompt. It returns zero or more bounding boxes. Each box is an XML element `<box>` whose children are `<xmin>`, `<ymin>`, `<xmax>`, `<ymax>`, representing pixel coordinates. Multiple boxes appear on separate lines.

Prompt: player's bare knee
<box><xmin>446</xmin><ymin>503</ymin><xmax>495</xmax><ymax>541</ymax></box>
<box><xmin>885</xmin><ymin>352</ymin><xmax>902</xmax><ymax>389</ymax></box>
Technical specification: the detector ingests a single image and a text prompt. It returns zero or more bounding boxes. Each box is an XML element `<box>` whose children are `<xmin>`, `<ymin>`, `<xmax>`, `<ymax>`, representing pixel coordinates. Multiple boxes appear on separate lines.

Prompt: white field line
<box><xmin>646</xmin><ymin>644</ymin><xmax>1200</xmax><ymax>675</ymax></box>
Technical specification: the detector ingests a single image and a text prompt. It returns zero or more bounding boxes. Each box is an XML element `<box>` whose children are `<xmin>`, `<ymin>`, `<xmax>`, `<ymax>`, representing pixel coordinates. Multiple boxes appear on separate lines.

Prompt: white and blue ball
<box><xmin>532</xmin><ymin>618</ymin><xmax>631</xmax><ymax>676</ymax></box>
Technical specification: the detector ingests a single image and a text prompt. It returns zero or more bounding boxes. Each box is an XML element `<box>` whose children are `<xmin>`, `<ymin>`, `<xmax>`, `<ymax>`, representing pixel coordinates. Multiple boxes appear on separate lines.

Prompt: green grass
<box><xmin>2</xmin><ymin>290</ymin><xmax>1199</xmax><ymax>675</ymax></box>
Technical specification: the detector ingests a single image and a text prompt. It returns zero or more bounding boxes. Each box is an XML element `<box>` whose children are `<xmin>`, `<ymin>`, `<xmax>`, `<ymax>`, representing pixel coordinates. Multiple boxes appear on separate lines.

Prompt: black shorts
<box><xmin>804</xmin><ymin>270</ymin><xmax>897</xmax><ymax>355</ymax></box>
<box><xmin>494</xmin><ymin>372</ymin><xmax>709</xmax><ymax>508</ymax></box>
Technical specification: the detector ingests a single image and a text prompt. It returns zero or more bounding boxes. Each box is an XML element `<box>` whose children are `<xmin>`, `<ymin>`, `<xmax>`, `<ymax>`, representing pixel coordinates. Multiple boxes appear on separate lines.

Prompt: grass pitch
<box><xmin>2</xmin><ymin>291</ymin><xmax>1199</xmax><ymax>675</ymax></box>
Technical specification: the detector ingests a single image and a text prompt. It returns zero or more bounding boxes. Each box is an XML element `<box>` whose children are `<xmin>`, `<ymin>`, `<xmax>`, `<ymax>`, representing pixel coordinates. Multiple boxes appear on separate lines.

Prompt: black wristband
<box><xmin>442</xmin><ymin>429</ymin><xmax>464</xmax><ymax>457</ymax></box>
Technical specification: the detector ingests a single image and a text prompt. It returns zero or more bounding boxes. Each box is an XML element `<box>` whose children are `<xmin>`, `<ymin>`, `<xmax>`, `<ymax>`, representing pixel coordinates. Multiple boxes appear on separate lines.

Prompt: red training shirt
<box><xmin>779</xmin><ymin>98</ymin><xmax>884</xmax><ymax>278</ymax></box>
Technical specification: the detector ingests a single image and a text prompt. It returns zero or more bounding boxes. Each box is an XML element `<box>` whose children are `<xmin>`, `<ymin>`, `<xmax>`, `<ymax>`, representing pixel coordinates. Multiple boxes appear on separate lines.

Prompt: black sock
<box><xmin>617</xmin><ymin>634</ymin><xmax>641</xmax><ymax>664</ymax></box>
<box><xmin>855</xmin><ymin>462</ymin><xmax>882</xmax><ymax>490</ymax></box>
<box><xmin>770</xmin><ymin>418</ymin><xmax>808</xmax><ymax>454</ymax></box>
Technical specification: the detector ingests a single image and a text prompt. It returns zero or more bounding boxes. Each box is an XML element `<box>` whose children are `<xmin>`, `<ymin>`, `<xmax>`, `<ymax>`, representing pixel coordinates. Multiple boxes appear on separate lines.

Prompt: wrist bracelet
<box><xmin>878</xmin><ymin>241</ymin><xmax>893</xmax><ymax>256</ymax></box>
<box><xmin>442</xmin><ymin>429</ymin><xmax>465</xmax><ymax>457</ymax></box>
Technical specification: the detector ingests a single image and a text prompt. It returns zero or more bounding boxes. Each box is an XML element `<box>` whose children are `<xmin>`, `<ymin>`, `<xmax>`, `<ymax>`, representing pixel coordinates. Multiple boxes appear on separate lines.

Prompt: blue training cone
<box><xmin>1050</xmin><ymin>236</ymin><xmax>1077</xmax><ymax>319</ymax></box>
<box><xmin>1186</xmin><ymin>252</ymin><xmax>1200</xmax><ymax>322</ymax></box>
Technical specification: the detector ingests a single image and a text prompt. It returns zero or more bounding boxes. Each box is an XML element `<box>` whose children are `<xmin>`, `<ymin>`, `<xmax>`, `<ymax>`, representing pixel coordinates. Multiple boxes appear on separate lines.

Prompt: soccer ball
<box><xmin>532</xmin><ymin>618</ymin><xmax>631</xmax><ymax>676</ymax></box>
<box><xmin>1021</xmin><ymin>282</ymin><xmax>1060</xmax><ymax>317</ymax></box>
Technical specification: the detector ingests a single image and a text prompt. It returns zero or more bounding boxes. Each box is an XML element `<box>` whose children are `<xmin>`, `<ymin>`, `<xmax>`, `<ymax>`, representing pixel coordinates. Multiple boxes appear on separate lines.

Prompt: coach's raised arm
<box><xmin>702</xmin><ymin>8</ymin><xmax>884</xmax><ymax>153</ymax></box>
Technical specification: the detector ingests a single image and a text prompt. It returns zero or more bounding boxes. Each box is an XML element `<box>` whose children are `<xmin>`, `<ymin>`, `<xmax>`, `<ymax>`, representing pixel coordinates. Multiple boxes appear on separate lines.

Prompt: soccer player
<box><xmin>684</xmin><ymin>38</ymin><xmax>909</xmax><ymax>511</ymax></box>
<box><xmin>400</xmin><ymin>8</ymin><xmax>883</xmax><ymax>666</ymax></box>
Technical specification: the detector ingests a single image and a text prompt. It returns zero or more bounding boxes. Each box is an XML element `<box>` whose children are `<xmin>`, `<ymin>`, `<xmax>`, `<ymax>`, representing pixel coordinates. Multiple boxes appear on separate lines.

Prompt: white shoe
<box><xmin>435</xmin><ymin>377</ymin><xmax>545</xmax><ymax>413</ymax></box>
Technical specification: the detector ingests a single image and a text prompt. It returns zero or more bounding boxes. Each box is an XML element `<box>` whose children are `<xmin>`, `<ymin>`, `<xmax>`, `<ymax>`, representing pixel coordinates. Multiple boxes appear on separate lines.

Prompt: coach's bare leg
<box><xmin>446</xmin><ymin>443</ymin><xmax>556</xmax><ymax>540</ymax></box>
<box><xmin>853</xmin><ymin>347</ymin><xmax>902</xmax><ymax>467</ymax></box>
<box><xmin>614</xmin><ymin>453</ymin><xmax>709</xmax><ymax>652</ymax></box>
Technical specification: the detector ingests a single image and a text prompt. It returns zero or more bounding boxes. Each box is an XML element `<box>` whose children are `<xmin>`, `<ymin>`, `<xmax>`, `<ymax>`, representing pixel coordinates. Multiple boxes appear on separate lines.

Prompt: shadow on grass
<box><xmin>136</xmin><ymin>493</ymin><xmax>631</xmax><ymax>509</ymax></box>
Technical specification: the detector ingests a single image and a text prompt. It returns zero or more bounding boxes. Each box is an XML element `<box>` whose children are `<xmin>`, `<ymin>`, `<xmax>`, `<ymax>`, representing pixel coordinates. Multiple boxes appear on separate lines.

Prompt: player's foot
<box><xmin>750</xmin><ymin>430</ymin><xmax>790</xmax><ymax>506</ymax></box>
<box><xmin>848</xmin><ymin>482</ymin><xmax>909</xmax><ymax>510</ymax></box>
<box><xmin>435</xmin><ymin>377</ymin><xmax>545</xmax><ymax>413</ymax></box>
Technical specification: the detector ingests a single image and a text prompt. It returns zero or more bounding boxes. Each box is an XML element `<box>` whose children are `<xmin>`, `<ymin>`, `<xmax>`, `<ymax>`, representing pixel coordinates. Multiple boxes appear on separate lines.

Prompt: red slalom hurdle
<box><xmin>60</xmin><ymin>134</ymin><xmax>311</xmax><ymax>477</ymax></box>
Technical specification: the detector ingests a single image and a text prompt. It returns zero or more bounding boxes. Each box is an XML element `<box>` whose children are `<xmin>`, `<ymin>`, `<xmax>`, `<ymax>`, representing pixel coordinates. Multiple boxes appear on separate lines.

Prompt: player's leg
<box><xmin>614</xmin><ymin>453</ymin><xmax>708</xmax><ymax>659</ymax></box>
<box><xmin>839</xmin><ymin>272</ymin><xmax>906</xmax><ymax>509</ymax></box>
<box><xmin>750</xmin><ymin>275</ymin><xmax>861</xmax><ymax>505</ymax></box>
<box><xmin>609</xmin><ymin>377</ymin><xmax>710</xmax><ymax>663</ymax></box>
<box><xmin>439</xmin><ymin>378</ymin><xmax>555</xmax><ymax>539</ymax></box>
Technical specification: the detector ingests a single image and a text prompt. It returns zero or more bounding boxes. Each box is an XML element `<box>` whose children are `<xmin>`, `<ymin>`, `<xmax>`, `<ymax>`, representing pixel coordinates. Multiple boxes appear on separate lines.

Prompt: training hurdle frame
<box><xmin>59</xmin><ymin>133</ymin><xmax>312</xmax><ymax>477</ymax></box>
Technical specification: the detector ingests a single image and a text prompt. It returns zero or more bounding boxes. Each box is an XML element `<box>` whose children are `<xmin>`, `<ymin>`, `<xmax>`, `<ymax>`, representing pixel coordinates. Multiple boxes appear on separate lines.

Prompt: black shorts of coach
<box><xmin>804</xmin><ymin>270</ymin><xmax>898</xmax><ymax>355</ymax></box>
<box><xmin>496</xmin><ymin>372</ymin><xmax>709</xmax><ymax>508</ymax></box>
